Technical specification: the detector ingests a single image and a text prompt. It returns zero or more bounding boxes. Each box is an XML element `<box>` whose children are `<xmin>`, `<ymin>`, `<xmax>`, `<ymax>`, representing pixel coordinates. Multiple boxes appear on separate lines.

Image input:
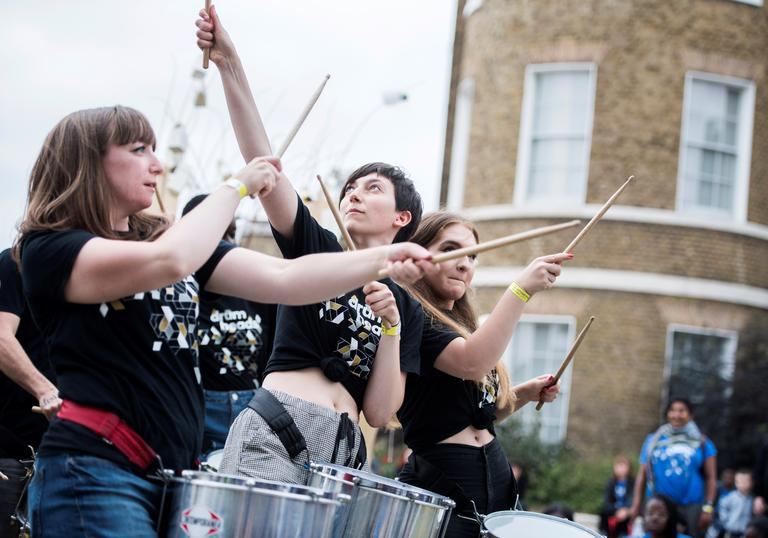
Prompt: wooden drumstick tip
<box><xmin>535</xmin><ymin>316</ymin><xmax>596</xmax><ymax>411</ymax></box>
<box><xmin>564</xmin><ymin>175</ymin><xmax>635</xmax><ymax>253</ymax></box>
<box><xmin>202</xmin><ymin>0</ymin><xmax>213</xmax><ymax>69</ymax></box>
<box><xmin>31</xmin><ymin>405</ymin><xmax>43</xmax><ymax>414</ymax></box>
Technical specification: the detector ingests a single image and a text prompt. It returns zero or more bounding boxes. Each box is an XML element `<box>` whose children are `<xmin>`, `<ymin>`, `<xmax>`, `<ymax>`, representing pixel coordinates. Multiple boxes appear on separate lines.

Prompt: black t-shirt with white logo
<box><xmin>20</xmin><ymin>230</ymin><xmax>233</xmax><ymax>471</ymax></box>
<box><xmin>197</xmin><ymin>280</ymin><xmax>276</xmax><ymax>390</ymax></box>
<box><xmin>263</xmin><ymin>197</ymin><xmax>422</xmax><ymax>408</ymax></box>
<box><xmin>398</xmin><ymin>316</ymin><xmax>500</xmax><ymax>453</ymax></box>
<box><xmin>0</xmin><ymin>248</ymin><xmax>54</xmax><ymax>458</ymax></box>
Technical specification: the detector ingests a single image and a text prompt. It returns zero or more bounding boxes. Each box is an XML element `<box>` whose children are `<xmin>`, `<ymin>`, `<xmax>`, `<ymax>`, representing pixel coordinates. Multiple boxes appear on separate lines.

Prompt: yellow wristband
<box><xmin>508</xmin><ymin>281</ymin><xmax>530</xmax><ymax>303</ymax></box>
<box><xmin>382</xmin><ymin>320</ymin><xmax>401</xmax><ymax>336</ymax></box>
<box><xmin>223</xmin><ymin>178</ymin><xmax>249</xmax><ymax>199</ymax></box>
<box><xmin>702</xmin><ymin>504</ymin><xmax>714</xmax><ymax>514</ymax></box>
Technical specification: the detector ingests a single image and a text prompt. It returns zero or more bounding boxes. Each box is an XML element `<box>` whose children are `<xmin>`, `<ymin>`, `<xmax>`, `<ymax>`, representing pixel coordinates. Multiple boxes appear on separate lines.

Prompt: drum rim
<box><xmin>483</xmin><ymin>510</ymin><xmax>604</xmax><ymax>537</ymax></box>
<box><xmin>308</xmin><ymin>462</ymin><xmax>453</xmax><ymax>505</ymax></box>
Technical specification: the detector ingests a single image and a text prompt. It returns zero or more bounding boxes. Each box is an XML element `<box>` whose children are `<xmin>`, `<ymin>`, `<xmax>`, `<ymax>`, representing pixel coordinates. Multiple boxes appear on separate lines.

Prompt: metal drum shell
<box><xmin>482</xmin><ymin>510</ymin><xmax>605</xmax><ymax>538</ymax></box>
<box><xmin>307</xmin><ymin>462</ymin><xmax>455</xmax><ymax>538</ymax></box>
<box><xmin>164</xmin><ymin>471</ymin><xmax>349</xmax><ymax>538</ymax></box>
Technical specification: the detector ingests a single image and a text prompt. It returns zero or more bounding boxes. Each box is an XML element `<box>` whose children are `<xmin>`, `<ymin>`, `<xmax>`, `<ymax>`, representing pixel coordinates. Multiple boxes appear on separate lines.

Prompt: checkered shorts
<box><xmin>219</xmin><ymin>389</ymin><xmax>366</xmax><ymax>485</ymax></box>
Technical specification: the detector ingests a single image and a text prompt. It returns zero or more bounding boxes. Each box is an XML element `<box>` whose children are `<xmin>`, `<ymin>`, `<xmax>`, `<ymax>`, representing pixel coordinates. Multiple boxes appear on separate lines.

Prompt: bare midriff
<box><xmin>438</xmin><ymin>425</ymin><xmax>494</xmax><ymax>447</ymax></box>
<box><xmin>262</xmin><ymin>367</ymin><xmax>359</xmax><ymax>421</ymax></box>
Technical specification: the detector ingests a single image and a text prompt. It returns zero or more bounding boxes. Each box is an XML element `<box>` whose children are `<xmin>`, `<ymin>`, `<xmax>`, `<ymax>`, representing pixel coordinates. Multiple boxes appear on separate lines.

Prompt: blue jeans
<box><xmin>202</xmin><ymin>389</ymin><xmax>256</xmax><ymax>457</ymax></box>
<box><xmin>28</xmin><ymin>454</ymin><xmax>163</xmax><ymax>538</ymax></box>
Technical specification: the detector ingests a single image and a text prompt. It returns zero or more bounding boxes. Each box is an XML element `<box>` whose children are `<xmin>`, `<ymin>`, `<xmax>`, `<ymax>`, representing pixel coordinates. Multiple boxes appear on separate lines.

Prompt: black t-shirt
<box><xmin>398</xmin><ymin>316</ymin><xmax>500</xmax><ymax>453</ymax></box>
<box><xmin>263</xmin><ymin>197</ymin><xmax>422</xmax><ymax>408</ymax></box>
<box><xmin>0</xmin><ymin>248</ymin><xmax>54</xmax><ymax>458</ymax></box>
<box><xmin>20</xmin><ymin>230</ymin><xmax>233</xmax><ymax>471</ymax></box>
<box><xmin>197</xmin><ymin>281</ymin><xmax>276</xmax><ymax>391</ymax></box>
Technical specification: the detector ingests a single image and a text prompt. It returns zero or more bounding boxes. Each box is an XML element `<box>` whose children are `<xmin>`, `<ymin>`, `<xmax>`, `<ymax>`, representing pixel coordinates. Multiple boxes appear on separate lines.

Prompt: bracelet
<box><xmin>701</xmin><ymin>504</ymin><xmax>714</xmax><ymax>514</ymax></box>
<box><xmin>382</xmin><ymin>320</ymin><xmax>401</xmax><ymax>336</ymax></box>
<box><xmin>508</xmin><ymin>281</ymin><xmax>530</xmax><ymax>303</ymax></box>
<box><xmin>222</xmin><ymin>177</ymin><xmax>249</xmax><ymax>199</ymax></box>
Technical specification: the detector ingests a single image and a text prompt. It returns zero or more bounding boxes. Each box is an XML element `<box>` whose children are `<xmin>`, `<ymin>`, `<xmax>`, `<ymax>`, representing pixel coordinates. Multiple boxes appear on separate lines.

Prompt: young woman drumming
<box><xmin>15</xmin><ymin>105</ymin><xmax>432</xmax><ymax>537</ymax></box>
<box><xmin>197</xmin><ymin>7</ymin><xmax>429</xmax><ymax>484</ymax></box>
<box><xmin>396</xmin><ymin>212</ymin><xmax>570</xmax><ymax>538</ymax></box>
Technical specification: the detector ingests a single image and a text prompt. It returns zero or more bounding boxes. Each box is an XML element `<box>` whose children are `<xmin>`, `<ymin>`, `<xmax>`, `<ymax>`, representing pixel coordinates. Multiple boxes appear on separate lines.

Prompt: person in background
<box><xmin>631</xmin><ymin>398</ymin><xmax>717</xmax><ymax>538</ymax></box>
<box><xmin>181</xmin><ymin>195</ymin><xmax>277</xmax><ymax>459</ymax></box>
<box><xmin>643</xmin><ymin>494</ymin><xmax>693</xmax><ymax>538</ymax></box>
<box><xmin>601</xmin><ymin>454</ymin><xmax>636</xmax><ymax>538</ymax></box>
<box><xmin>718</xmin><ymin>469</ymin><xmax>736</xmax><ymax>505</ymax></box>
<box><xmin>707</xmin><ymin>469</ymin><xmax>755</xmax><ymax>538</ymax></box>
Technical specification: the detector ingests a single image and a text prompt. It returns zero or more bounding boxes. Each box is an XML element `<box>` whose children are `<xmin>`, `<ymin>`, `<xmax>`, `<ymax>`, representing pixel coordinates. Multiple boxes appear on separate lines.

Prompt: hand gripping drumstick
<box><xmin>563</xmin><ymin>176</ymin><xmax>634</xmax><ymax>253</ymax></box>
<box><xmin>535</xmin><ymin>316</ymin><xmax>595</xmax><ymax>411</ymax></box>
<box><xmin>202</xmin><ymin>0</ymin><xmax>212</xmax><ymax>69</ymax></box>
<box><xmin>377</xmin><ymin>220</ymin><xmax>581</xmax><ymax>278</ymax></box>
<box><xmin>276</xmin><ymin>74</ymin><xmax>331</xmax><ymax>159</ymax></box>
<box><xmin>316</xmin><ymin>174</ymin><xmax>356</xmax><ymax>251</ymax></box>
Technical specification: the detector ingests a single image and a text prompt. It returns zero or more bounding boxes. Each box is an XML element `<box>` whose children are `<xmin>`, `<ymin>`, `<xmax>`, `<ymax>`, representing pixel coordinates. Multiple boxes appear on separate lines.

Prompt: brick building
<box><xmin>441</xmin><ymin>0</ymin><xmax>768</xmax><ymax>458</ymax></box>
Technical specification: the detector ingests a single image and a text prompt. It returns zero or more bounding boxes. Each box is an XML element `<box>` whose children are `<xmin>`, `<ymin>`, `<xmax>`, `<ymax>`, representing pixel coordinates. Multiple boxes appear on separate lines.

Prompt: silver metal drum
<box><xmin>482</xmin><ymin>510</ymin><xmax>605</xmax><ymax>538</ymax></box>
<box><xmin>307</xmin><ymin>462</ymin><xmax>455</xmax><ymax>538</ymax></box>
<box><xmin>164</xmin><ymin>470</ymin><xmax>349</xmax><ymax>538</ymax></box>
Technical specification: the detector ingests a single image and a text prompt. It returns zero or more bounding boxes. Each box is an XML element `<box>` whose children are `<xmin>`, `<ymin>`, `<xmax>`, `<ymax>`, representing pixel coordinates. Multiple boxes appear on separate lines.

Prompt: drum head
<box><xmin>484</xmin><ymin>511</ymin><xmax>604</xmax><ymax>538</ymax></box>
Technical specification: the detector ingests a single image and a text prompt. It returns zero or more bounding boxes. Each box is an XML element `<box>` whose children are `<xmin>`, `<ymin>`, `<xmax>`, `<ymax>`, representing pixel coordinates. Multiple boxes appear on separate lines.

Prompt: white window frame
<box><xmin>514</xmin><ymin>63</ymin><xmax>598</xmax><ymax>207</ymax></box>
<box><xmin>676</xmin><ymin>71</ymin><xmax>755</xmax><ymax>222</ymax></box>
<box><xmin>503</xmin><ymin>314</ymin><xmax>576</xmax><ymax>444</ymax></box>
<box><xmin>729</xmin><ymin>0</ymin><xmax>762</xmax><ymax>6</ymax></box>
<box><xmin>662</xmin><ymin>324</ymin><xmax>739</xmax><ymax>410</ymax></box>
<box><xmin>447</xmin><ymin>78</ymin><xmax>475</xmax><ymax>210</ymax></box>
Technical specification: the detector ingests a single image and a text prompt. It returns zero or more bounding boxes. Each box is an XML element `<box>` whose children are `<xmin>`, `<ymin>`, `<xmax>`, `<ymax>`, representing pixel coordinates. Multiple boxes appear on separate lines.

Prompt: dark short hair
<box><xmin>665</xmin><ymin>397</ymin><xmax>694</xmax><ymax>415</ymax></box>
<box><xmin>647</xmin><ymin>494</ymin><xmax>682</xmax><ymax>538</ymax></box>
<box><xmin>338</xmin><ymin>162</ymin><xmax>422</xmax><ymax>243</ymax></box>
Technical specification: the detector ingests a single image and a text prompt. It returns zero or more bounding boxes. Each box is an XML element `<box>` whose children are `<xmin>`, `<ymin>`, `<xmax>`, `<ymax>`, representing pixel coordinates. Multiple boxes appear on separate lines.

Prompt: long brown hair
<box><xmin>407</xmin><ymin>211</ymin><xmax>516</xmax><ymax>416</ymax></box>
<box><xmin>15</xmin><ymin>106</ymin><xmax>168</xmax><ymax>256</ymax></box>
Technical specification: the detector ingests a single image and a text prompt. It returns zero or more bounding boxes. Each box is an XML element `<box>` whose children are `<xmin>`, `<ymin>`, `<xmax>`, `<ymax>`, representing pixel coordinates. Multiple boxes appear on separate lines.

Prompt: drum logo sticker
<box><xmin>180</xmin><ymin>505</ymin><xmax>223</xmax><ymax>537</ymax></box>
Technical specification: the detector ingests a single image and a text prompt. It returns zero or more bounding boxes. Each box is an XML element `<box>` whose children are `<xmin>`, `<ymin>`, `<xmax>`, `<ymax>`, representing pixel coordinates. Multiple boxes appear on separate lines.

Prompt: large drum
<box><xmin>482</xmin><ymin>510</ymin><xmax>605</xmax><ymax>538</ymax></box>
<box><xmin>307</xmin><ymin>462</ymin><xmax>455</xmax><ymax>538</ymax></box>
<box><xmin>165</xmin><ymin>470</ymin><xmax>349</xmax><ymax>538</ymax></box>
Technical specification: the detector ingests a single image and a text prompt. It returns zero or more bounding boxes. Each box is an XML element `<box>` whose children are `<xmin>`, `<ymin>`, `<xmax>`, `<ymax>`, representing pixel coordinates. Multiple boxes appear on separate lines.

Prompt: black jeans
<box><xmin>399</xmin><ymin>438</ymin><xmax>515</xmax><ymax>538</ymax></box>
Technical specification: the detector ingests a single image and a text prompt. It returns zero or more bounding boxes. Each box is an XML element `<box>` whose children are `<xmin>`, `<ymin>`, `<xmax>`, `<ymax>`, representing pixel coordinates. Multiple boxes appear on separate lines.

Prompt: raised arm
<box><xmin>0</xmin><ymin>312</ymin><xmax>60</xmax><ymax>420</ymax></box>
<box><xmin>65</xmin><ymin>157</ymin><xmax>280</xmax><ymax>304</ymax></box>
<box><xmin>206</xmin><ymin>242</ymin><xmax>433</xmax><ymax>306</ymax></box>
<box><xmin>434</xmin><ymin>252</ymin><xmax>572</xmax><ymax>381</ymax></box>
<box><xmin>196</xmin><ymin>6</ymin><xmax>298</xmax><ymax>237</ymax></box>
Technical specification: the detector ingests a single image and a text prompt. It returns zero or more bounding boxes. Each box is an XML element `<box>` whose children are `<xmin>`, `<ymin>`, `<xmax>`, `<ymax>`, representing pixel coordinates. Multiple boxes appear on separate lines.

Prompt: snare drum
<box><xmin>308</xmin><ymin>462</ymin><xmax>455</xmax><ymax>538</ymax></box>
<box><xmin>165</xmin><ymin>470</ymin><xmax>349</xmax><ymax>538</ymax></box>
<box><xmin>482</xmin><ymin>510</ymin><xmax>605</xmax><ymax>538</ymax></box>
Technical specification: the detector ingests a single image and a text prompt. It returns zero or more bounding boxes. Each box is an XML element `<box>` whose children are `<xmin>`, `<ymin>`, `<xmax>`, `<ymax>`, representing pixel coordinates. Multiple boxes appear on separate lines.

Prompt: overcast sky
<box><xmin>1</xmin><ymin>1</ymin><xmax>457</xmax><ymax>249</ymax></box>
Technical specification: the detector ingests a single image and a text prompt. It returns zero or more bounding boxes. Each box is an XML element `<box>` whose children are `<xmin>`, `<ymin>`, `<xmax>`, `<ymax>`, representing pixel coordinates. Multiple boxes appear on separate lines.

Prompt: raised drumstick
<box><xmin>563</xmin><ymin>176</ymin><xmax>634</xmax><ymax>253</ymax></box>
<box><xmin>202</xmin><ymin>0</ymin><xmax>212</xmax><ymax>69</ymax></box>
<box><xmin>316</xmin><ymin>174</ymin><xmax>356</xmax><ymax>251</ymax></box>
<box><xmin>536</xmin><ymin>316</ymin><xmax>595</xmax><ymax>411</ymax></box>
<box><xmin>377</xmin><ymin>220</ymin><xmax>581</xmax><ymax>278</ymax></box>
<box><xmin>31</xmin><ymin>406</ymin><xmax>43</xmax><ymax>414</ymax></box>
<box><xmin>276</xmin><ymin>74</ymin><xmax>331</xmax><ymax>159</ymax></box>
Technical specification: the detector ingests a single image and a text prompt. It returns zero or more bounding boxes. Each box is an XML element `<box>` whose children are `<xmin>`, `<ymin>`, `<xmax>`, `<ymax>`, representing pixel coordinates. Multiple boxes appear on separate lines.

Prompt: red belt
<box><xmin>58</xmin><ymin>400</ymin><xmax>158</xmax><ymax>471</ymax></box>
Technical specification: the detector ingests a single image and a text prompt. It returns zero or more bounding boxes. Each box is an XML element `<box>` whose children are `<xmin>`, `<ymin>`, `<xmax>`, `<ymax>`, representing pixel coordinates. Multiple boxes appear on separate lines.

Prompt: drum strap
<box><xmin>57</xmin><ymin>399</ymin><xmax>159</xmax><ymax>471</ymax></box>
<box><xmin>247</xmin><ymin>389</ymin><xmax>308</xmax><ymax>460</ymax></box>
<box><xmin>330</xmin><ymin>412</ymin><xmax>367</xmax><ymax>470</ymax></box>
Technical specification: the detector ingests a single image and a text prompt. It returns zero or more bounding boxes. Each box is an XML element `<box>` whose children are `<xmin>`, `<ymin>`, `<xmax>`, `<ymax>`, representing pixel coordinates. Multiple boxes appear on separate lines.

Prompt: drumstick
<box><xmin>536</xmin><ymin>316</ymin><xmax>595</xmax><ymax>411</ymax></box>
<box><xmin>31</xmin><ymin>406</ymin><xmax>43</xmax><ymax>414</ymax></box>
<box><xmin>155</xmin><ymin>188</ymin><xmax>167</xmax><ymax>215</ymax></box>
<box><xmin>377</xmin><ymin>220</ymin><xmax>581</xmax><ymax>278</ymax></box>
<box><xmin>563</xmin><ymin>176</ymin><xmax>634</xmax><ymax>253</ymax></box>
<box><xmin>276</xmin><ymin>74</ymin><xmax>331</xmax><ymax>159</ymax></box>
<box><xmin>202</xmin><ymin>0</ymin><xmax>212</xmax><ymax>69</ymax></box>
<box><xmin>316</xmin><ymin>175</ymin><xmax>356</xmax><ymax>250</ymax></box>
